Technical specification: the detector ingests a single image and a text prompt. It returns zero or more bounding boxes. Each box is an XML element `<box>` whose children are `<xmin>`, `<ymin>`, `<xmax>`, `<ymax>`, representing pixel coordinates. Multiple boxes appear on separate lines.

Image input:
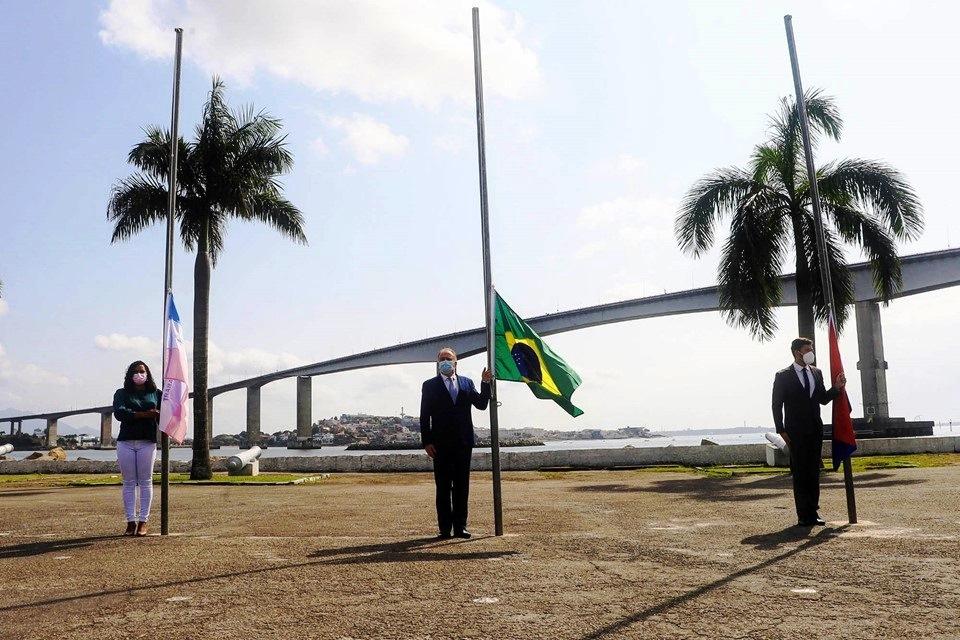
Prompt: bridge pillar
<box><xmin>46</xmin><ymin>418</ymin><xmax>58</xmax><ymax>448</ymax></box>
<box><xmin>855</xmin><ymin>301</ymin><xmax>890</xmax><ymax>419</ymax></box>
<box><xmin>246</xmin><ymin>386</ymin><xmax>262</xmax><ymax>445</ymax></box>
<box><xmin>296</xmin><ymin>376</ymin><xmax>312</xmax><ymax>442</ymax></box>
<box><xmin>100</xmin><ymin>412</ymin><xmax>114</xmax><ymax>448</ymax></box>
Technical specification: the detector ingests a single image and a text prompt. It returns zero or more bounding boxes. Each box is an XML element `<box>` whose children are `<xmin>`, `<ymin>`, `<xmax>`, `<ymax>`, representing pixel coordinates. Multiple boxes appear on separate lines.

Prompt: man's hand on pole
<box><xmin>424</xmin><ymin>444</ymin><xmax>437</xmax><ymax>459</ymax></box>
<box><xmin>481</xmin><ymin>367</ymin><xmax>492</xmax><ymax>383</ymax></box>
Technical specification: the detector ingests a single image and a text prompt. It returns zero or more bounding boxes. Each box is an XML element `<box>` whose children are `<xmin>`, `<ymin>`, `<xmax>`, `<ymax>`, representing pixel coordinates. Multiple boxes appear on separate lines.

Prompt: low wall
<box><xmin>1</xmin><ymin>436</ymin><xmax>958</xmax><ymax>475</ymax></box>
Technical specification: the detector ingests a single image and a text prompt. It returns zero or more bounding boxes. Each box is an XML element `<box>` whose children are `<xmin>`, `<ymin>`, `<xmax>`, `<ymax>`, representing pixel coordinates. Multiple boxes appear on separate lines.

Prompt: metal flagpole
<box><xmin>784</xmin><ymin>15</ymin><xmax>857</xmax><ymax>524</ymax></box>
<box><xmin>160</xmin><ymin>27</ymin><xmax>183</xmax><ymax>536</ymax></box>
<box><xmin>472</xmin><ymin>6</ymin><xmax>504</xmax><ymax>536</ymax></box>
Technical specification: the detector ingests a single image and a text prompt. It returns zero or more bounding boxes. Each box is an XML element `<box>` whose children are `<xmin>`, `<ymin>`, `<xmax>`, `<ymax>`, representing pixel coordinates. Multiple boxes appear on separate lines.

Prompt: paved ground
<box><xmin>1</xmin><ymin>466</ymin><xmax>959</xmax><ymax>640</ymax></box>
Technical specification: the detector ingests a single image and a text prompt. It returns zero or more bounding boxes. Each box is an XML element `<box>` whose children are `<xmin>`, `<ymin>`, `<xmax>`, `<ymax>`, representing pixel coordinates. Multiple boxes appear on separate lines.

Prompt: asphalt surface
<box><xmin>1</xmin><ymin>467</ymin><xmax>958</xmax><ymax>639</ymax></box>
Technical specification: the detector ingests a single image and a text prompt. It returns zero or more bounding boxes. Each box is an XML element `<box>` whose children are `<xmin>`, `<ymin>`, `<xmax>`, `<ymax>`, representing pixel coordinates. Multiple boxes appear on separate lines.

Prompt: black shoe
<box><xmin>813</xmin><ymin>517</ymin><xmax>827</xmax><ymax>526</ymax></box>
<box><xmin>453</xmin><ymin>529</ymin><xmax>472</xmax><ymax>539</ymax></box>
<box><xmin>436</xmin><ymin>531</ymin><xmax>452</xmax><ymax>540</ymax></box>
<box><xmin>796</xmin><ymin>520</ymin><xmax>815</xmax><ymax>527</ymax></box>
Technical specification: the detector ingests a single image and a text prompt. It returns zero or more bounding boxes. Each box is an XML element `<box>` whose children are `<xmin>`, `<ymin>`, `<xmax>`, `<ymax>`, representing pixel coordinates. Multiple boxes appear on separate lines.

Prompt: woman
<box><xmin>113</xmin><ymin>361</ymin><xmax>161</xmax><ymax>537</ymax></box>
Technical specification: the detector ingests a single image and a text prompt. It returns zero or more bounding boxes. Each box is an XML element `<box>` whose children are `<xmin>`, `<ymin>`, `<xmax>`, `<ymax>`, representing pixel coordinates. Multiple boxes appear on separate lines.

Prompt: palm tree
<box><xmin>676</xmin><ymin>89</ymin><xmax>922</xmax><ymax>343</ymax></box>
<box><xmin>108</xmin><ymin>78</ymin><xmax>307</xmax><ymax>479</ymax></box>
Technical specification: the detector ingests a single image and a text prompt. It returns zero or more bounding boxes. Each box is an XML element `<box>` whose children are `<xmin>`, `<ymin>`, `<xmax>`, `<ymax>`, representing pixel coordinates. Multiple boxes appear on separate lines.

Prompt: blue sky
<box><xmin>2</xmin><ymin>0</ymin><xmax>958</xmax><ymax>435</ymax></box>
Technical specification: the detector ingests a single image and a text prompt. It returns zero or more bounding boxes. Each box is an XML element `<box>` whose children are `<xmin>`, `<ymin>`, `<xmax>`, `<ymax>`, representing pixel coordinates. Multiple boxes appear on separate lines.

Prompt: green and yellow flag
<box><xmin>494</xmin><ymin>292</ymin><xmax>583</xmax><ymax>417</ymax></box>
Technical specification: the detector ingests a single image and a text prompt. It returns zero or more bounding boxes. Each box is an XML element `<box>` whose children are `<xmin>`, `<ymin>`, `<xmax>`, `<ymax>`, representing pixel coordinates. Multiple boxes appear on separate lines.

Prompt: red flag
<box><xmin>828</xmin><ymin>313</ymin><xmax>856</xmax><ymax>469</ymax></box>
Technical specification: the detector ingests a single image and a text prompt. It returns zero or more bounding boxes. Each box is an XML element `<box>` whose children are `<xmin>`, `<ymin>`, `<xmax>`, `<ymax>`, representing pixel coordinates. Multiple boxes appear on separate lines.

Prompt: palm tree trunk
<box><xmin>190</xmin><ymin>219</ymin><xmax>213</xmax><ymax>480</ymax></box>
<box><xmin>791</xmin><ymin>214</ymin><xmax>816</xmax><ymax>350</ymax></box>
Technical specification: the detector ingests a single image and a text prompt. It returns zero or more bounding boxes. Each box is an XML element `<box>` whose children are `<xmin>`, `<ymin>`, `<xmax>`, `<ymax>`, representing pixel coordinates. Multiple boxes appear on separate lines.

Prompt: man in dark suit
<box><xmin>420</xmin><ymin>347</ymin><xmax>491</xmax><ymax>539</ymax></box>
<box><xmin>772</xmin><ymin>337</ymin><xmax>846</xmax><ymax>527</ymax></box>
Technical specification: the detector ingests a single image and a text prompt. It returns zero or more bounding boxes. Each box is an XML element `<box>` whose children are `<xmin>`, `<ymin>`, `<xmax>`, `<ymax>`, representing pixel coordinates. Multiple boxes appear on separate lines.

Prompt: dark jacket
<box><xmin>420</xmin><ymin>375</ymin><xmax>490</xmax><ymax>449</ymax></box>
<box><xmin>113</xmin><ymin>388</ymin><xmax>161</xmax><ymax>442</ymax></box>
<box><xmin>771</xmin><ymin>364</ymin><xmax>839</xmax><ymax>435</ymax></box>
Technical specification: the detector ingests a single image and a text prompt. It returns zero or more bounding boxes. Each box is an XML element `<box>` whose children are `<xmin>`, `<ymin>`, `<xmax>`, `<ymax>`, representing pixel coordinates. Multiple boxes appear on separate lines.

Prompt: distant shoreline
<box><xmin>346</xmin><ymin>439</ymin><xmax>546</xmax><ymax>451</ymax></box>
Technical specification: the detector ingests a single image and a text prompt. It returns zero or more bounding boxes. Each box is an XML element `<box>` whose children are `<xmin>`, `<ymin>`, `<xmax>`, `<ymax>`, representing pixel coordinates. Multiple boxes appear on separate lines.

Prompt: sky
<box><xmin>1</xmin><ymin>0</ymin><xmax>958</xmax><ymax>436</ymax></box>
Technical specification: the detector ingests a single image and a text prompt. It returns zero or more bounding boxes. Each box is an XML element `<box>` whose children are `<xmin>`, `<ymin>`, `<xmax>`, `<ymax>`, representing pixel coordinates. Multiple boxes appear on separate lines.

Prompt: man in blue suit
<box><xmin>420</xmin><ymin>347</ymin><xmax>491</xmax><ymax>539</ymax></box>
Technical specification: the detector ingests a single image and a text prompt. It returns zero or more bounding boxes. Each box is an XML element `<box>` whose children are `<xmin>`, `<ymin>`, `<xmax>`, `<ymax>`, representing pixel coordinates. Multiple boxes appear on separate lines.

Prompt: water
<box><xmin>11</xmin><ymin>425</ymin><xmax>956</xmax><ymax>462</ymax></box>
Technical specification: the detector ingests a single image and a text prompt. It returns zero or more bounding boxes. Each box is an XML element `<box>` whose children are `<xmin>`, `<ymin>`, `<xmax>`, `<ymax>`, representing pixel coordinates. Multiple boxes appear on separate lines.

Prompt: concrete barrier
<box><xmin>0</xmin><ymin>457</ymin><xmax>229</xmax><ymax>475</ymax></box>
<box><xmin>1</xmin><ymin>436</ymin><xmax>957</xmax><ymax>474</ymax></box>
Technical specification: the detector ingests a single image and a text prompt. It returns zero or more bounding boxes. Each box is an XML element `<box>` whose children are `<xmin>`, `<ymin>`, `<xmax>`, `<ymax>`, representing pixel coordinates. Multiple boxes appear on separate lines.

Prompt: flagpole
<box><xmin>472</xmin><ymin>7</ymin><xmax>504</xmax><ymax>537</ymax></box>
<box><xmin>160</xmin><ymin>27</ymin><xmax>183</xmax><ymax>537</ymax></box>
<box><xmin>784</xmin><ymin>15</ymin><xmax>857</xmax><ymax>524</ymax></box>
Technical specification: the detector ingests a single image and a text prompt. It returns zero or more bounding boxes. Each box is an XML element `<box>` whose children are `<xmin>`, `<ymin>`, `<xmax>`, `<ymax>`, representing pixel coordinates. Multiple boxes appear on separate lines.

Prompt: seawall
<box><xmin>2</xmin><ymin>435</ymin><xmax>958</xmax><ymax>474</ymax></box>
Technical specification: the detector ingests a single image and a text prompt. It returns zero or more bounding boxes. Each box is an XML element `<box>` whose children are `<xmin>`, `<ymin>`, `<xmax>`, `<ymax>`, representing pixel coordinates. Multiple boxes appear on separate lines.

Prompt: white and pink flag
<box><xmin>159</xmin><ymin>293</ymin><xmax>190</xmax><ymax>444</ymax></box>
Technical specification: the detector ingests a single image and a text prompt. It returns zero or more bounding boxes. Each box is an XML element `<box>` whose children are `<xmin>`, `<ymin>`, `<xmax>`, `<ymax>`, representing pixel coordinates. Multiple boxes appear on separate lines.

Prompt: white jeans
<box><xmin>116</xmin><ymin>440</ymin><xmax>157</xmax><ymax>522</ymax></box>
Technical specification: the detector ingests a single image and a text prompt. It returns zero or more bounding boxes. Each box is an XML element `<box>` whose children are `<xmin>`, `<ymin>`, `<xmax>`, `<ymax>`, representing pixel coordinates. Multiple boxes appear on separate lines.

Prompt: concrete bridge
<box><xmin>4</xmin><ymin>247</ymin><xmax>959</xmax><ymax>447</ymax></box>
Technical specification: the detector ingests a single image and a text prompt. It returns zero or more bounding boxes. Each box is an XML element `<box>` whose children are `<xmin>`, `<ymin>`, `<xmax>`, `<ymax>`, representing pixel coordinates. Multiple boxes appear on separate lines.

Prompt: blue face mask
<box><xmin>438</xmin><ymin>360</ymin><xmax>455</xmax><ymax>376</ymax></box>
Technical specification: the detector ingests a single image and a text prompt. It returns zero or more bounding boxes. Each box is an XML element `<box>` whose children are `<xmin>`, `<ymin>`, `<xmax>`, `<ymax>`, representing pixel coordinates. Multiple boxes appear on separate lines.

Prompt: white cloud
<box><xmin>94</xmin><ymin>333</ymin><xmax>160</xmax><ymax>353</ymax></box>
<box><xmin>577</xmin><ymin>195</ymin><xmax>676</xmax><ymax>246</ymax></box>
<box><xmin>311</xmin><ymin>137</ymin><xmax>330</xmax><ymax>156</ymax></box>
<box><xmin>207</xmin><ymin>342</ymin><xmax>306</xmax><ymax>382</ymax></box>
<box><xmin>90</xmin><ymin>333</ymin><xmax>305</xmax><ymax>382</ymax></box>
<box><xmin>325</xmin><ymin>114</ymin><xmax>409</xmax><ymax>165</ymax></box>
<box><xmin>98</xmin><ymin>0</ymin><xmax>169</xmax><ymax>58</ymax></box>
<box><xmin>612</xmin><ymin>153</ymin><xmax>647</xmax><ymax>177</ymax></box>
<box><xmin>0</xmin><ymin>343</ymin><xmax>69</xmax><ymax>388</ymax></box>
<box><xmin>574</xmin><ymin>241</ymin><xmax>604</xmax><ymax>261</ymax></box>
<box><xmin>434</xmin><ymin>133</ymin><xmax>466</xmax><ymax>155</ymax></box>
<box><xmin>98</xmin><ymin>0</ymin><xmax>541</xmax><ymax>109</ymax></box>
<box><xmin>0</xmin><ymin>299</ymin><xmax>8</xmax><ymax>317</ymax></box>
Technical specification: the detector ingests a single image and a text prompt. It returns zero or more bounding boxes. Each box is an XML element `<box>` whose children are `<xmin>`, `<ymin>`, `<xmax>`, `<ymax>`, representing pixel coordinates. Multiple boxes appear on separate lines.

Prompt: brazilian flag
<box><xmin>494</xmin><ymin>292</ymin><xmax>583</xmax><ymax>417</ymax></box>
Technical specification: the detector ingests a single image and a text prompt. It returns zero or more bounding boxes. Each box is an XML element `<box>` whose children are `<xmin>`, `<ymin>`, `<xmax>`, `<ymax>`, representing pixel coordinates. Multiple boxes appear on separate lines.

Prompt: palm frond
<box><xmin>769</xmin><ymin>88</ymin><xmax>843</xmax><ymax>195</ymax></box>
<box><xmin>824</xmin><ymin>202</ymin><xmax>902</xmax><ymax>302</ymax></box>
<box><xmin>817</xmin><ymin>159</ymin><xmax>922</xmax><ymax>241</ymax></box>
<box><xmin>799</xmin><ymin>215</ymin><xmax>853</xmax><ymax>329</ymax></box>
<box><xmin>675</xmin><ymin>168</ymin><xmax>757</xmax><ymax>257</ymax></box>
<box><xmin>749</xmin><ymin>144</ymin><xmax>785</xmax><ymax>189</ymax></box>
<box><xmin>239</xmin><ymin>191</ymin><xmax>308</xmax><ymax>244</ymax></box>
<box><xmin>717</xmin><ymin>193</ymin><xmax>790</xmax><ymax>340</ymax></box>
<box><xmin>107</xmin><ymin>174</ymin><xmax>169</xmax><ymax>243</ymax></box>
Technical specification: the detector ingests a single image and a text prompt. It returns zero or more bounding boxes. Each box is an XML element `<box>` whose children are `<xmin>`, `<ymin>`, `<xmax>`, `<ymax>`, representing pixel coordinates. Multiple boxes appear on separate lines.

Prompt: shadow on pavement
<box><xmin>0</xmin><ymin>534</ymin><xmax>516</xmax><ymax>613</ymax></box>
<box><xmin>571</xmin><ymin>471</ymin><xmax>924</xmax><ymax>502</ymax></box>
<box><xmin>308</xmin><ymin>535</ymin><xmax>517</xmax><ymax>565</ymax></box>
<box><xmin>0</xmin><ymin>489</ymin><xmax>61</xmax><ymax>498</ymax></box>
<box><xmin>740</xmin><ymin>524</ymin><xmax>834</xmax><ymax>550</ymax></box>
<box><xmin>0</xmin><ymin>535</ymin><xmax>123</xmax><ymax>559</ymax></box>
<box><xmin>579</xmin><ymin>526</ymin><xmax>845</xmax><ymax>640</ymax></box>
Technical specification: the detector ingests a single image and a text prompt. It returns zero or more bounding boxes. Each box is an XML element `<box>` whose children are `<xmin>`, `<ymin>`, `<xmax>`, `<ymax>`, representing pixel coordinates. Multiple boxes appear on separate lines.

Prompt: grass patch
<box><xmin>850</xmin><ymin>453</ymin><xmax>958</xmax><ymax>471</ymax></box>
<box><xmin>0</xmin><ymin>473</ymin><xmax>46</xmax><ymax>485</ymax></box>
<box><xmin>696</xmin><ymin>465</ymin><xmax>781</xmax><ymax>478</ymax></box>
<box><xmin>695</xmin><ymin>452</ymin><xmax>960</xmax><ymax>477</ymax></box>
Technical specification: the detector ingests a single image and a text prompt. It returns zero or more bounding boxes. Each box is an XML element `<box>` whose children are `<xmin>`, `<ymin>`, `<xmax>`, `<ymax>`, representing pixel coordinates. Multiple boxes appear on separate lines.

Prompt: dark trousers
<box><xmin>787</xmin><ymin>429</ymin><xmax>824</xmax><ymax>522</ymax></box>
<box><xmin>432</xmin><ymin>445</ymin><xmax>472</xmax><ymax>534</ymax></box>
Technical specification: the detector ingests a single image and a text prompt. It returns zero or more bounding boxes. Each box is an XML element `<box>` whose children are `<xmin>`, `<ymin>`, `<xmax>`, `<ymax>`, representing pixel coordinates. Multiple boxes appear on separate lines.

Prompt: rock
<box><xmin>48</xmin><ymin>447</ymin><xmax>67</xmax><ymax>461</ymax></box>
<box><xmin>25</xmin><ymin>452</ymin><xmax>48</xmax><ymax>460</ymax></box>
<box><xmin>700</xmin><ymin>439</ymin><xmax>719</xmax><ymax>446</ymax></box>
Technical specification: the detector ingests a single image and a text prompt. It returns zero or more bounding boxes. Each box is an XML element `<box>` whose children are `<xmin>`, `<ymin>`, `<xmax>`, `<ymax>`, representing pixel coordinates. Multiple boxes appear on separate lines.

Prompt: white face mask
<box><xmin>132</xmin><ymin>372</ymin><xmax>148</xmax><ymax>385</ymax></box>
<box><xmin>802</xmin><ymin>351</ymin><xmax>816</xmax><ymax>366</ymax></box>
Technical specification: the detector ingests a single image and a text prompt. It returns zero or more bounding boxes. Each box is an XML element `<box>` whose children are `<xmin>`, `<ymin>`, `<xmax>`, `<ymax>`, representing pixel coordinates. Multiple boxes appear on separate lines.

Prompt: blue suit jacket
<box><xmin>419</xmin><ymin>374</ymin><xmax>491</xmax><ymax>449</ymax></box>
